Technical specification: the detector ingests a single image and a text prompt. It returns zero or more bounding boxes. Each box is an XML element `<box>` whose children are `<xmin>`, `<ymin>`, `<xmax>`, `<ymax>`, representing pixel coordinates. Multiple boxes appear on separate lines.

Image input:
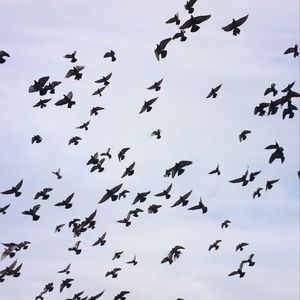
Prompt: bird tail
<box><xmin>233</xmin><ymin>28</ymin><xmax>240</xmax><ymax>35</ymax></box>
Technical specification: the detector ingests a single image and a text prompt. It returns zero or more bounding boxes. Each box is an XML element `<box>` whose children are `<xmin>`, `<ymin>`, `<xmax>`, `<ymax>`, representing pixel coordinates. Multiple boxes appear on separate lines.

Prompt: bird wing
<box><xmin>193</xmin><ymin>14</ymin><xmax>211</xmax><ymax>24</ymax></box>
<box><xmin>75</xmin><ymin>65</ymin><xmax>85</xmax><ymax>72</ymax></box>
<box><xmin>284</xmin><ymin>47</ymin><xmax>294</xmax><ymax>54</ymax></box>
<box><xmin>110</xmin><ymin>183</ymin><xmax>123</xmax><ymax>194</ymax></box>
<box><xmin>235</xmin><ymin>15</ymin><xmax>249</xmax><ymax>26</ymax></box>
<box><xmin>222</xmin><ymin>21</ymin><xmax>234</xmax><ymax>32</ymax></box>
<box><xmin>178</xmin><ymin>160</ymin><xmax>193</xmax><ymax>168</ymax></box>
<box><xmin>65</xmin><ymin>69</ymin><xmax>75</xmax><ymax>78</ymax></box>
<box><xmin>180</xmin><ymin>18</ymin><xmax>192</xmax><ymax>29</ymax></box>
<box><xmin>229</xmin><ymin>176</ymin><xmax>244</xmax><ymax>183</ymax></box>
<box><xmin>182</xmin><ymin>190</ymin><xmax>193</xmax><ymax>200</ymax></box>
<box><xmin>105</xmin><ymin>72</ymin><xmax>112</xmax><ymax>80</ymax></box>
<box><xmin>15</xmin><ymin>179</ymin><xmax>23</xmax><ymax>190</ymax></box>
<box><xmin>159</xmin><ymin>38</ymin><xmax>172</xmax><ymax>49</ymax></box>
<box><xmin>228</xmin><ymin>270</ymin><xmax>239</xmax><ymax>276</ymax></box>
<box><xmin>38</xmin><ymin>76</ymin><xmax>50</xmax><ymax>87</ymax></box>
<box><xmin>32</xmin><ymin>204</ymin><xmax>41</xmax><ymax>213</ymax></box>
<box><xmin>55</xmin><ymin>98</ymin><xmax>68</xmax><ymax>106</ymax></box>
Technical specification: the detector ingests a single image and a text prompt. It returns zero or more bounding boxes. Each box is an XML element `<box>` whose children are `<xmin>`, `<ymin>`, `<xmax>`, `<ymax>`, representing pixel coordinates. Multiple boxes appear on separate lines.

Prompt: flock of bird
<box><xmin>1</xmin><ymin>0</ymin><xmax>299</xmax><ymax>299</ymax></box>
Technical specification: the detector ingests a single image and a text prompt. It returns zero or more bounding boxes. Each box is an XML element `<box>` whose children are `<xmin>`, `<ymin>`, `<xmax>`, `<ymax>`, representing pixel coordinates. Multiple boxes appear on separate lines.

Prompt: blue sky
<box><xmin>0</xmin><ymin>0</ymin><xmax>299</xmax><ymax>299</ymax></box>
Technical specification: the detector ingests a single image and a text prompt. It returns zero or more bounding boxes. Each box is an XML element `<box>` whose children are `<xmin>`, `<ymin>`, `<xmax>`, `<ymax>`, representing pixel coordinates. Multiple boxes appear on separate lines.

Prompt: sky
<box><xmin>0</xmin><ymin>0</ymin><xmax>299</xmax><ymax>299</ymax></box>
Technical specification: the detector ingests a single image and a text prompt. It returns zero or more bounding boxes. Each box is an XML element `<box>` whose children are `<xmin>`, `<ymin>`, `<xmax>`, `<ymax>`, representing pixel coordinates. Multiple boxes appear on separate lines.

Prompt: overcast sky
<box><xmin>0</xmin><ymin>0</ymin><xmax>299</xmax><ymax>299</ymax></box>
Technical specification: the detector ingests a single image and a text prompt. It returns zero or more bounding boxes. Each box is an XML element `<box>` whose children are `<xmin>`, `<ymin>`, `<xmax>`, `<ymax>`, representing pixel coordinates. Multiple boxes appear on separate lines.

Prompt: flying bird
<box><xmin>44</xmin><ymin>81</ymin><xmax>61</xmax><ymax>94</ymax></box>
<box><xmin>55</xmin><ymin>91</ymin><xmax>75</xmax><ymax>108</ymax></box>
<box><xmin>121</xmin><ymin>162</ymin><xmax>135</xmax><ymax>178</ymax></box>
<box><xmin>65</xmin><ymin>66</ymin><xmax>85</xmax><ymax>80</ymax></box>
<box><xmin>32</xmin><ymin>135</ymin><xmax>42</xmax><ymax>144</ymax></box>
<box><xmin>265</xmin><ymin>179</ymin><xmax>280</xmax><ymax>190</ymax></box>
<box><xmin>188</xmin><ymin>197</ymin><xmax>207</xmax><ymax>213</ymax></box>
<box><xmin>118</xmin><ymin>147</ymin><xmax>130</xmax><ymax>161</ymax></box>
<box><xmin>166</xmin><ymin>160</ymin><xmax>193</xmax><ymax>178</ymax></box>
<box><xmin>92</xmin><ymin>232</ymin><xmax>107</xmax><ymax>246</ymax></box>
<box><xmin>206</xmin><ymin>84</ymin><xmax>222</xmax><ymax>98</ymax></box>
<box><xmin>173</xmin><ymin>29</ymin><xmax>187</xmax><ymax>42</ymax></box>
<box><xmin>154</xmin><ymin>38</ymin><xmax>172</xmax><ymax>61</ymax></box>
<box><xmin>64</xmin><ymin>51</ymin><xmax>77</xmax><ymax>62</ymax></box>
<box><xmin>209</xmin><ymin>164</ymin><xmax>220</xmax><ymax>176</ymax></box>
<box><xmin>105</xmin><ymin>268</ymin><xmax>121</xmax><ymax>278</ymax></box>
<box><xmin>239</xmin><ymin>130</ymin><xmax>251</xmax><ymax>142</ymax></box>
<box><xmin>91</xmin><ymin>106</ymin><xmax>104</xmax><ymax>116</ymax></box>
<box><xmin>0</xmin><ymin>204</ymin><xmax>10</xmax><ymax>215</ymax></box>
<box><xmin>101</xmin><ymin>148</ymin><xmax>112</xmax><ymax>159</ymax></box>
<box><xmin>0</xmin><ymin>50</ymin><xmax>10</xmax><ymax>64</ymax></box>
<box><xmin>55</xmin><ymin>224</ymin><xmax>65</xmax><ymax>233</ymax></box>
<box><xmin>68</xmin><ymin>136</ymin><xmax>81</xmax><ymax>145</ymax></box>
<box><xmin>87</xmin><ymin>152</ymin><xmax>99</xmax><ymax>165</ymax></box>
<box><xmin>29</xmin><ymin>76</ymin><xmax>49</xmax><ymax>94</ymax></box>
<box><xmin>147</xmin><ymin>79</ymin><xmax>163</xmax><ymax>91</ymax></box>
<box><xmin>254</xmin><ymin>102</ymin><xmax>269</xmax><ymax>116</ymax></box>
<box><xmin>76</xmin><ymin>120</ymin><xmax>91</xmax><ymax>131</ymax></box>
<box><xmin>55</xmin><ymin>193</ymin><xmax>74</xmax><ymax>209</ymax></box>
<box><xmin>1</xmin><ymin>179</ymin><xmax>23</xmax><ymax>197</ymax></box>
<box><xmin>221</xmin><ymin>220</ymin><xmax>231</xmax><ymax>229</ymax></box>
<box><xmin>22</xmin><ymin>204</ymin><xmax>41</xmax><ymax>221</ymax></box>
<box><xmin>228</xmin><ymin>262</ymin><xmax>245</xmax><ymax>278</ymax></box>
<box><xmin>249</xmin><ymin>171</ymin><xmax>261</xmax><ymax>181</ymax></box>
<box><xmin>264</xmin><ymin>83</ymin><xmax>278</xmax><ymax>96</ymax></box>
<box><xmin>155</xmin><ymin>183</ymin><xmax>172</xmax><ymax>199</ymax></box>
<box><xmin>241</xmin><ymin>253</ymin><xmax>255</xmax><ymax>267</ymax></box>
<box><xmin>208</xmin><ymin>240</ymin><xmax>222</xmax><ymax>251</ymax></box>
<box><xmin>184</xmin><ymin>0</ymin><xmax>197</xmax><ymax>13</ymax></box>
<box><xmin>151</xmin><ymin>129</ymin><xmax>161</xmax><ymax>139</ymax></box>
<box><xmin>148</xmin><ymin>204</ymin><xmax>162</xmax><ymax>214</ymax></box>
<box><xmin>284</xmin><ymin>44</ymin><xmax>299</xmax><ymax>57</ymax></box>
<box><xmin>265</xmin><ymin>142</ymin><xmax>285</xmax><ymax>164</ymax></box>
<box><xmin>229</xmin><ymin>169</ymin><xmax>249</xmax><ymax>186</ymax></box>
<box><xmin>236</xmin><ymin>242</ymin><xmax>249</xmax><ymax>251</ymax></box>
<box><xmin>253</xmin><ymin>187</ymin><xmax>263</xmax><ymax>198</ymax></box>
<box><xmin>95</xmin><ymin>72</ymin><xmax>112</xmax><ymax>85</ymax></box>
<box><xmin>222</xmin><ymin>15</ymin><xmax>249</xmax><ymax>36</ymax></box>
<box><xmin>68</xmin><ymin>240</ymin><xmax>82</xmax><ymax>255</ymax></box>
<box><xmin>166</xmin><ymin>13</ymin><xmax>180</xmax><ymax>25</ymax></box>
<box><xmin>282</xmin><ymin>81</ymin><xmax>295</xmax><ymax>93</ymax></box>
<box><xmin>52</xmin><ymin>168</ymin><xmax>62</xmax><ymax>179</ymax></box>
<box><xmin>282</xmin><ymin>102</ymin><xmax>298</xmax><ymax>119</ymax></box>
<box><xmin>171</xmin><ymin>190</ymin><xmax>192</xmax><ymax>207</ymax></box>
<box><xmin>118</xmin><ymin>189</ymin><xmax>130</xmax><ymax>199</ymax></box>
<box><xmin>104</xmin><ymin>50</ymin><xmax>116</xmax><ymax>62</ymax></box>
<box><xmin>132</xmin><ymin>191</ymin><xmax>151</xmax><ymax>205</ymax></box>
<box><xmin>58</xmin><ymin>263</ymin><xmax>71</xmax><ymax>275</ymax></box>
<box><xmin>33</xmin><ymin>98</ymin><xmax>51</xmax><ymax>108</ymax></box>
<box><xmin>60</xmin><ymin>278</ymin><xmax>74</xmax><ymax>293</ymax></box>
<box><xmin>34</xmin><ymin>188</ymin><xmax>53</xmax><ymax>200</ymax></box>
<box><xmin>139</xmin><ymin>97</ymin><xmax>158</xmax><ymax>113</ymax></box>
<box><xmin>116</xmin><ymin>214</ymin><xmax>131</xmax><ymax>227</ymax></box>
<box><xmin>114</xmin><ymin>291</ymin><xmax>130</xmax><ymax>300</ymax></box>
<box><xmin>99</xmin><ymin>183</ymin><xmax>123</xmax><ymax>203</ymax></box>
<box><xmin>92</xmin><ymin>86</ymin><xmax>106</xmax><ymax>97</ymax></box>
<box><xmin>180</xmin><ymin>14</ymin><xmax>211</xmax><ymax>32</ymax></box>
<box><xmin>90</xmin><ymin>158</ymin><xmax>105</xmax><ymax>173</ymax></box>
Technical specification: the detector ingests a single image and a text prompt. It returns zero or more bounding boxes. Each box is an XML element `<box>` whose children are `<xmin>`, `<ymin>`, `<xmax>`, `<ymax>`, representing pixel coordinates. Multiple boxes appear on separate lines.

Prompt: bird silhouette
<box><xmin>148</xmin><ymin>204</ymin><xmax>162</xmax><ymax>214</ymax></box>
<box><xmin>1</xmin><ymin>179</ymin><xmax>23</xmax><ymax>197</ymax></box>
<box><xmin>229</xmin><ymin>169</ymin><xmax>249</xmax><ymax>186</ymax></box>
<box><xmin>99</xmin><ymin>184</ymin><xmax>123</xmax><ymax>203</ymax></box>
<box><xmin>95</xmin><ymin>72</ymin><xmax>112</xmax><ymax>85</ymax></box>
<box><xmin>132</xmin><ymin>191</ymin><xmax>151</xmax><ymax>205</ymax></box>
<box><xmin>254</xmin><ymin>102</ymin><xmax>269</xmax><ymax>116</ymax></box>
<box><xmin>104</xmin><ymin>50</ymin><xmax>116</xmax><ymax>62</ymax></box>
<box><xmin>68</xmin><ymin>240</ymin><xmax>82</xmax><ymax>255</ymax></box>
<box><xmin>55</xmin><ymin>193</ymin><xmax>74</xmax><ymax>209</ymax></box>
<box><xmin>90</xmin><ymin>106</ymin><xmax>104</xmax><ymax>116</ymax></box>
<box><xmin>32</xmin><ymin>135</ymin><xmax>42</xmax><ymax>144</ymax></box>
<box><xmin>29</xmin><ymin>76</ymin><xmax>49</xmax><ymax>95</ymax></box>
<box><xmin>221</xmin><ymin>220</ymin><xmax>231</xmax><ymax>229</ymax></box>
<box><xmin>0</xmin><ymin>50</ymin><xmax>10</xmax><ymax>64</ymax></box>
<box><xmin>90</xmin><ymin>158</ymin><xmax>105</xmax><ymax>173</ymax></box>
<box><xmin>114</xmin><ymin>291</ymin><xmax>130</xmax><ymax>300</ymax></box>
<box><xmin>69</xmin><ymin>136</ymin><xmax>81</xmax><ymax>145</ymax></box>
<box><xmin>147</xmin><ymin>79</ymin><xmax>163</xmax><ymax>91</ymax></box>
<box><xmin>208</xmin><ymin>164</ymin><xmax>220</xmax><ymax>175</ymax></box>
<box><xmin>34</xmin><ymin>188</ymin><xmax>53</xmax><ymax>200</ymax></box>
<box><xmin>121</xmin><ymin>162</ymin><xmax>135</xmax><ymax>178</ymax></box>
<box><xmin>92</xmin><ymin>86</ymin><xmax>106</xmax><ymax>97</ymax></box>
<box><xmin>65</xmin><ymin>66</ymin><xmax>85</xmax><ymax>80</ymax></box>
<box><xmin>188</xmin><ymin>197</ymin><xmax>207</xmax><ymax>213</ymax></box>
<box><xmin>60</xmin><ymin>278</ymin><xmax>74</xmax><ymax>292</ymax></box>
<box><xmin>0</xmin><ymin>204</ymin><xmax>10</xmax><ymax>215</ymax></box>
<box><xmin>105</xmin><ymin>268</ymin><xmax>121</xmax><ymax>278</ymax></box>
<box><xmin>173</xmin><ymin>29</ymin><xmax>187</xmax><ymax>42</ymax></box>
<box><xmin>264</xmin><ymin>83</ymin><xmax>278</xmax><ymax>96</ymax></box>
<box><xmin>208</xmin><ymin>240</ymin><xmax>222</xmax><ymax>251</ymax></box>
<box><xmin>241</xmin><ymin>253</ymin><xmax>255</xmax><ymax>267</ymax></box>
<box><xmin>253</xmin><ymin>187</ymin><xmax>263</xmax><ymax>198</ymax></box>
<box><xmin>265</xmin><ymin>142</ymin><xmax>285</xmax><ymax>163</ymax></box>
<box><xmin>236</xmin><ymin>242</ymin><xmax>249</xmax><ymax>251</ymax></box>
<box><xmin>64</xmin><ymin>51</ymin><xmax>77</xmax><ymax>62</ymax></box>
<box><xmin>151</xmin><ymin>129</ymin><xmax>162</xmax><ymax>139</ymax></box>
<box><xmin>222</xmin><ymin>15</ymin><xmax>249</xmax><ymax>36</ymax></box>
<box><xmin>206</xmin><ymin>84</ymin><xmax>222</xmax><ymax>98</ymax></box>
<box><xmin>239</xmin><ymin>130</ymin><xmax>251</xmax><ymax>142</ymax></box>
<box><xmin>265</xmin><ymin>179</ymin><xmax>280</xmax><ymax>190</ymax></box>
<box><xmin>155</xmin><ymin>183</ymin><xmax>172</xmax><ymax>199</ymax></box>
<box><xmin>76</xmin><ymin>120</ymin><xmax>91</xmax><ymax>131</ymax></box>
<box><xmin>55</xmin><ymin>224</ymin><xmax>65</xmax><ymax>233</ymax></box>
<box><xmin>284</xmin><ymin>44</ymin><xmax>299</xmax><ymax>57</ymax></box>
<box><xmin>118</xmin><ymin>148</ymin><xmax>130</xmax><ymax>161</ymax></box>
<box><xmin>180</xmin><ymin>15</ymin><xmax>211</xmax><ymax>32</ymax></box>
<box><xmin>171</xmin><ymin>190</ymin><xmax>192</xmax><ymax>207</ymax></box>
<box><xmin>33</xmin><ymin>98</ymin><xmax>51</xmax><ymax>108</ymax></box>
<box><xmin>228</xmin><ymin>262</ymin><xmax>245</xmax><ymax>278</ymax></box>
<box><xmin>58</xmin><ymin>263</ymin><xmax>71</xmax><ymax>275</ymax></box>
<box><xmin>92</xmin><ymin>232</ymin><xmax>107</xmax><ymax>246</ymax></box>
<box><xmin>22</xmin><ymin>204</ymin><xmax>41</xmax><ymax>221</ymax></box>
<box><xmin>52</xmin><ymin>168</ymin><xmax>62</xmax><ymax>179</ymax></box>
<box><xmin>139</xmin><ymin>97</ymin><xmax>158</xmax><ymax>113</ymax></box>
<box><xmin>166</xmin><ymin>160</ymin><xmax>193</xmax><ymax>178</ymax></box>
<box><xmin>184</xmin><ymin>0</ymin><xmax>197</xmax><ymax>14</ymax></box>
<box><xmin>154</xmin><ymin>38</ymin><xmax>172</xmax><ymax>61</ymax></box>
<box><xmin>55</xmin><ymin>91</ymin><xmax>75</xmax><ymax>108</ymax></box>
<box><xmin>101</xmin><ymin>148</ymin><xmax>112</xmax><ymax>159</ymax></box>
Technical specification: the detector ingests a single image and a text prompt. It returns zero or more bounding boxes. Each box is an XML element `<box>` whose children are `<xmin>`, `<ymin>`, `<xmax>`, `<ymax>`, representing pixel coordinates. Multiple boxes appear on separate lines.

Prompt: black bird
<box><xmin>118</xmin><ymin>189</ymin><xmax>130</xmax><ymax>199</ymax></box>
<box><xmin>265</xmin><ymin>142</ymin><xmax>285</xmax><ymax>164</ymax></box>
<box><xmin>0</xmin><ymin>204</ymin><xmax>10</xmax><ymax>215</ymax></box>
<box><xmin>147</xmin><ymin>79</ymin><xmax>163</xmax><ymax>91</ymax></box>
<box><xmin>154</xmin><ymin>38</ymin><xmax>172</xmax><ymax>61</ymax></box>
<box><xmin>139</xmin><ymin>97</ymin><xmax>158</xmax><ymax>113</ymax></box>
<box><xmin>101</xmin><ymin>148</ymin><xmax>112</xmax><ymax>159</ymax></box>
<box><xmin>91</xmin><ymin>106</ymin><xmax>104</xmax><ymax>116</ymax></box>
<box><xmin>55</xmin><ymin>224</ymin><xmax>65</xmax><ymax>233</ymax></box>
<box><xmin>283</xmin><ymin>103</ymin><xmax>298</xmax><ymax>119</ymax></box>
<box><xmin>228</xmin><ymin>262</ymin><xmax>245</xmax><ymax>278</ymax></box>
<box><xmin>236</xmin><ymin>242</ymin><xmax>249</xmax><ymax>251</ymax></box>
<box><xmin>29</xmin><ymin>76</ymin><xmax>49</xmax><ymax>94</ymax></box>
<box><xmin>58</xmin><ymin>263</ymin><xmax>71</xmax><ymax>275</ymax></box>
<box><xmin>92</xmin><ymin>232</ymin><xmax>107</xmax><ymax>246</ymax></box>
<box><xmin>265</xmin><ymin>179</ymin><xmax>280</xmax><ymax>190</ymax></box>
<box><xmin>55</xmin><ymin>193</ymin><xmax>74</xmax><ymax>209</ymax></box>
<box><xmin>253</xmin><ymin>187</ymin><xmax>263</xmax><ymax>198</ymax></box>
<box><xmin>32</xmin><ymin>135</ymin><xmax>42</xmax><ymax>144</ymax></box>
<box><xmin>155</xmin><ymin>183</ymin><xmax>172</xmax><ymax>199</ymax></box>
<box><xmin>161</xmin><ymin>245</ymin><xmax>185</xmax><ymax>264</ymax></box>
<box><xmin>167</xmin><ymin>160</ymin><xmax>193</xmax><ymax>178</ymax></box>
<box><xmin>68</xmin><ymin>241</ymin><xmax>82</xmax><ymax>255</ymax></box>
<box><xmin>151</xmin><ymin>129</ymin><xmax>161</xmax><ymax>139</ymax></box>
<box><xmin>44</xmin><ymin>81</ymin><xmax>61</xmax><ymax>95</ymax></box>
<box><xmin>1</xmin><ymin>179</ymin><xmax>23</xmax><ymax>197</ymax></box>
<box><xmin>254</xmin><ymin>102</ymin><xmax>269</xmax><ymax>116</ymax></box>
<box><xmin>118</xmin><ymin>147</ymin><xmax>130</xmax><ymax>161</ymax></box>
<box><xmin>284</xmin><ymin>44</ymin><xmax>299</xmax><ymax>57</ymax></box>
<box><xmin>76</xmin><ymin>120</ymin><xmax>91</xmax><ymax>131</ymax></box>
<box><xmin>0</xmin><ymin>50</ymin><xmax>10</xmax><ymax>64</ymax></box>
<box><xmin>95</xmin><ymin>73</ymin><xmax>112</xmax><ymax>85</ymax></box>
<box><xmin>52</xmin><ymin>168</ymin><xmax>62</xmax><ymax>179</ymax></box>
<box><xmin>66</xmin><ymin>291</ymin><xmax>85</xmax><ymax>300</ymax></box>
<box><xmin>188</xmin><ymin>197</ymin><xmax>207</xmax><ymax>213</ymax></box>
<box><xmin>128</xmin><ymin>208</ymin><xmax>143</xmax><ymax>218</ymax></box>
<box><xmin>208</xmin><ymin>240</ymin><xmax>222</xmax><ymax>251</ymax></box>
<box><xmin>104</xmin><ymin>50</ymin><xmax>116</xmax><ymax>62</ymax></box>
<box><xmin>121</xmin><ymin>162</ymin><xmax>135</xmax><ymax>178</ymax></box>
<box><xmin>69</xmin><ymin>136</ymin><xmax>81</xmax><ymax>145</ymax></box>
<box><xmin>209</xmin><ymin>164</ymin><xmax>220</xmax><ymax>176</ymax></box>
<box><xmin>239</xmin><ymin>130</ymin><xmax>251</xmax><ymax>142</ymax></box>
<box><xmin>180</xmin><ymin>15</ymin><xmax>211</xmax><ymax>32</ymax></box>
<box><xmin>132</xmin><ymin>191</ymin><xmax>151</xmax><ymax>205</ymax></box>
<box><xmin>221</xmin><ymin>220</ymin><xmax>231</xmax><ymax>229</ymax></box>
<box><xmin>206</xmin><ymin>84</ymin><xmax>222</xmax><ymax>98</ymax></box>
<box><xmin>173</xmin><ymin>29</ymin><xmax>187</xmax><ymax>42</ymax></box>
<box><xmin>264</xmin><ymin>83</ymin><xmax>278</xmax><ymax>96</ymax></box>
<box><xmin>116</xmin><ymin>214</ymin><xmax>131</xmax><ymax>227</ymax></box>
<box><xmin>241</xmin><ymin>254</ymin><xmax>255</xmax><ymax>267</ymax></box>
<box><xmin>64</xmin><ymin>51</ymin><xmax>77</xmax><ymax>62</ymax></box>
<box><xmin>60</xmin><ymin>278</ymin><xmax>74</xmax><ymax>293</ymax></box>
<box><xmin>34</xmin><ymin>188</ymin><xmax>52</xmax><ymax>200</ymax></box>
<box><xmin>55</xmin><ymin>91</ymin><xmax>75</xmax><ymax>108</ymax></box>
<box><xmin>114</xmin><ymin>291</ymin><xmax>130</xmax><ymax>300</ymax></box>
<box><xmin>99</xmin><ymin>184</ymin><xmax>123</xmax><ymax>203</ymax></box>
<box><xmin>90</xmin><ymin>158</ymin><xmax>105</xmax><ymax>173</ymax></box>
<box><xmin>222</xmin><ymin>15</ymin><xmax>249</xmax><ymax>36</ymax></box>
<box><xmin>171</xmin><ymin>190</ymin><xmax>192</xmax><ymax>207</ymax></box>
<box><xmin>166</xmin><ymin>13</ymin><xmax>180</xmax><ymax>25</ymax></box>
<box><xmin>184</xmin><ymin>0</ymin><xmax>197</xmax><ymax>14</ymax></box>
<box><xmin>22</xmin><ymin>204</ymin><xmax>41</xmax><ymax>221</ymax></box>
<box><xmin>113</xmin><ymin>251</ymin><xmax>124</xmax><ymax>260</ymax></box>
<box><xmin>282</xmin><ymin>81</ymin><xmax>295</xmax><ymax>93</ymax></box>
<box><xmin>229</xmin><ymin>169</ymin><xmax>249</xmax><ymax>186</ymax></box>
<box><xmin>105</xmin><ymin>268</ymin><xmax>121</xmax><ymax>278</ymax></box>
<box><xmin>87</xmin><ymin>152</ymin><xmax>99</xmax><ymax>165</ymax></box>
<box><xmin>92</xmin><ymin>86</ymin><xmax>106</xmax><ymax>97</ymax></box>
<box><xmin>148</xmin><ymin>204</ymin><xmax>162</xmax><ymax>214</ymax></box>
<box><xmin>33</xmin><ymin>98</ymin><xmax>51</xmax><ymax>108</ymax></box>
<box><xmin>249</xmin><ymin>171</ymin><xmax>261</xmax><ymax>182</ymax></box>
<box><xmin>65</xmin><ymin>66</ymin><xmax>85</xmax><ymax>80</ymax></box>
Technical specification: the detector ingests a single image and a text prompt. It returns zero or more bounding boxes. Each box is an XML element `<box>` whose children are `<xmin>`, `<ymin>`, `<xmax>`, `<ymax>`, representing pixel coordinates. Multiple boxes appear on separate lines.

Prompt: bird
<box><xmin>154</xmin><ymin>38</ymin><xmax>172</xmax><ymax>61</ymax></box>
<box><xmin>92</xmin><ymin>232</ymin><xmax>107</xmax><ymax>246</ymax></box>
<box><xmin>121</xmin><ymin>162</ymin><xmax>135</xmax><ymax>178</ymax></box>
<box><xmin>1</xmin><ymin>179</ymin><xmax>23</xmax><ymax>197</ymax></box>
<box><xmin>104</xmin><ymin>50</ymin><xmax>116</xmax><ymax>62</ymax></box>
<box><xmin>229</xmin><ymin>169</ymin><xmax>249</xmax><ymax>186</ymax></box>
<box><xmin>118</xmin><ymin>189</ymin><xmax>130</xmax><ymax>199</ymax></box>
<box><xmin>22</xmin><ymin>204</ymin><xmax>41</xmax><ymax>221</ymax></box>
<box><xmin>55</xmin><ymin>224</ymin><xmax>65</xmax><ymax>233</ymax></box>
<box><xmin>52</xmin><ymin>168</ymin><xmax>62</xmax><ymax>179</ymax></box>
<box><xmin>112</xmin><ymin>251</ymin><xmax>124</xmax><ymax>260</ymax></box>
<box><xmin>0</xmin><ymin>50</ymin><xmax>10</xmax><ymax>64</ymax></box>
<box><xmin>118</xmin><ymin>148</ymin><xmax>130</xmax><ymax>161</ymax></box>
<box><xmin>188</xmin><ymin>197</ymin><xmax>207</xmax><ymax>213</ymax></box>
<box><xmin>76</xmin><ymin>120</ymin><xmax>91</xmax><ymax>131</ymax></box>
<box><xmin>221</xmin><ymin>220</ymin><xmax>231</xmax><ymax>229</ymax></box>
<box><xmin>139</xmin><ymin>97</ymin><xmax>158</xmax><ymax>113</ymax></box>
<box><xmin>44</xmin><ymin>81</ymin><xmax>61</xmax><ymax>95</ymax></box>
<box><xmin>59</xmin><ymin>278</ymin><xmax>74</xmax><ymax>293</ymax></box>
<box><xmin>0</xmin><ymin>204</ymin><xmax>10</xmax><ymax>215</ymax></box>
<box><xmin>114</xmin><ymin>291</ymin><xmax>130</xmax><ymax>300</ymax></box>
<box><xmin>32</xmin><ymin>135</ymin><xmax>42</xmax><ymax>144</ymax></box>
<box><xmin>105</xmin><ymin>268</ymin><xmax>121</xmax><ymax>278</ymax></box>
<box><xmin>184</xmin><ymin>0</ymin><xmax>197</xmax><ymax>14</ymax></box>
<box><xmin>147</xmin><ymin>79</ymin><xmax>163</xmax><ymax>91</ymax></box>
<box><xmin>282</xmin><ymin>81</ymin><xmax>295</xmax><ymax>93</ymax></box>
<box><xmin>90</xmin><ymin>158</ymin><xmax>105</xmax><ymax>173</ymax></box>
<box><xmin>33</xmin><ymin>98</ymin><xmax>51</xmax><ymax>108</ymax></box>
<box><xmin>132</xmin><ymin>191</ymin><xmax>151</xmax><ymax>205</ymax></box>
<box><xmin>166</xmin><ymin>160</ymin><xmax>193</xmax><ymax>178</ymax></box>
<box><xmin>208</xmin><ymin>164</ymin><xmax>220</xmax><ymax>176</ymax></box>
<box><xmin>208</xmin><ymin>240</ymin><xmax>222</xmax><ymax>251</ymax></box>
<box><xmin>282</xmin><ymin>103</ymin><xmax>298</xmax><ymax>119</ymax></box>
<box><xmin>265</xmin><ymin>179</ymin><xmax>280</xmax><ymax>190</ymax></box>
<box><xmin>155</xmin><ymin>183</ymin><xmax>172</xmax><ymax>199</ymax></box>
<box><xmin>148</xmin><ymin>204</ymin><xmax>162</xmax><ymax>214</ymax></box>
<box><xmin>249</xmin><ymin>171</ymin><xmax>261</xmax><ymax>181</ymax></box>
<box><xmin>101</xmin><ymin>148</ymin><xmax>112</xmax><ymax>159</ymax></box>
<box><xmin>55</xmin><ymin>193</ymin><xmax>74</xmax><ymax>209</ymax></box>
<box><xmin>284</xmin><ymin>44</ymin><xmax>299</xmax><ymax>57</ymax></box>
<box><xmin>99</xmin><ymin>184</ymin><xmax>123</xmax><ymax>203</ymax></box>
<box><xmin>241</xmin><ymin>254</ymin><xmax>255</xmax><ymax>267</ymax></box>
<box><xmin>92</xmin><ymin>86</ymin><xmax>106</xmax><ymax>97</ymax></box>
<box><xmin>265</xmin><ymin>142</ymin><xmax>285</xmax><ymax>164</ymax></box>
<box><xmin>254</xmin><ymin>102</ymin><xmax>269</xmax><ymax>116</ymax></box>
<box><xmin>236</xmin><ymin>242</ymin><xmax>249</xmax><ymax>251</ymax></box>
<box><xmin>239</xmin><ymin>130</ymin><xmax>251</xmax><ymax>142</ymax></box>
<box><xmin>128</xmin><ymin>208</ymin><xmax>143</xmax><ymax>218</ymax></box>
<box><xmin>116</xmin><ymin>214</ymin><xmax>131</xmax><ymax>227</ymax></box>
<box><xmin>34</xmin><ymin>188</ymin><xmax>53</xmax><ymax>200</ymax></box>
<box><xmin>166</xmin><ymin>13</ymin><xmax>180</xmax><ymax>25</ymax></box>
<box><xmin>206</xmin><ymin>84</ymin><xmax>222</xmax><ymax>98</ymax></box>
<box><xmin>68</xmin><ymin>240</ymin><xmax>82</xmax><ymax>255</ymax></box>
<box><xmin>171</xmin><ymin>190</ymin><xmax>192</xmax><ymax>207</ymax></box>
<box><xmin>64</xmin><ymin>51</ymin><xmax>77</xmax><ymax>62</ymax></box>
<box><xmin>65</xmin><ymin>66</ymin><xmax>85</xmax><ymax>80</ymax></box>
<box><xmin>180</xmin><ymin>15</ymin><xmax>211</xmax><ymax>32</ymax></box>
<box><xmin>173</xmin><ymin>29</ymin><xmax>187</xmax><ymax>42</ymax></box>
<box><xmin>58</xmin><ymin>263</ymin><xmax>71</xmax><ymax>275</ymax></box>
<box><xmin>253</xmin><ymin>187</ymin><xmax>263</xmax><ymax>198</ymax></box>
<box><xmin>87</xmin><ymin>152</ymin><xmax>99</xmax><ymax>165</ymax></box>
<box><xmin>95</xmin><ymin>72</ymin><xmax>112</xmax><ymax>85</ymax></box>
<box><xmin>161</xmin><ymin>245</ymin><xmax>185</xmax><ymax>264</ymax></box>
<box><xmin>222</xmin><ymin>15</ymin><xmax>249</xmax><ymax>36</ymax></box>
<box><xmin>55</xmin><ymin>91</ymin><xmax>75</xmax><ymax>108</ymax></box>
<box><xmin>68</xmin><ymin>136</ymin><xmax>81</xmax><ymax>145</ymax></box>
<box><xmin>151</xmin><ymin>129</ymin><xmax>161</xmax><ymax>139</ymax></box>
<box><xmin>264</xmin><ymin>83</ymin><xmax>278</xmax><ymax>96</ymax></box>
<box><xmin>29</xmin><ymin>76</ymin><xmax>49</xmax><ymax>94</ymax></box>
<box><xmin>228</xmin><ymin>262</ymin><xmax>245</xmax><ymax>278</ymax></box>
<box><xmin>90</xmin><ymin>106</ymin><xmax>104</xmax><ymax>116</ymax></box>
